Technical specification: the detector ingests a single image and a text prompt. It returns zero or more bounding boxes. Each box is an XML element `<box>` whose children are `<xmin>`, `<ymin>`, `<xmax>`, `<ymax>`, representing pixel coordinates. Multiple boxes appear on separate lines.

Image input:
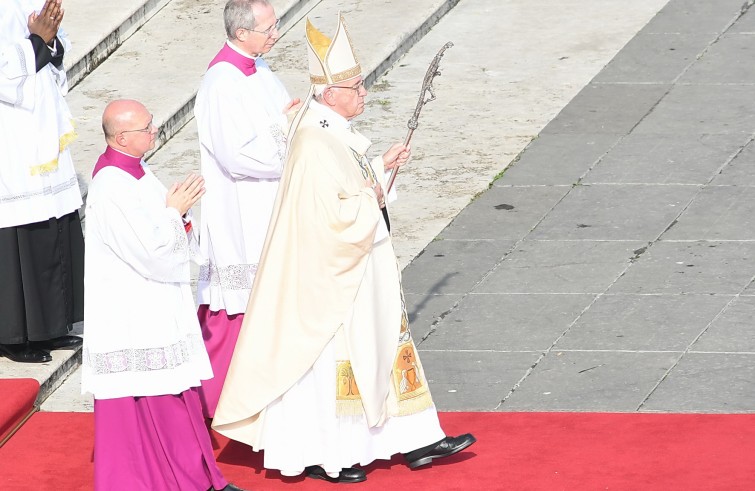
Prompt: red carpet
<box><xmin>0</xmin><ymin>378</ymin><xmax>39</xmax><ymax>446</ymax></box>
<box><xmin>1</xmin><ymin>412</ymin><xmax>755</xmax><ymax>490</ymax></box>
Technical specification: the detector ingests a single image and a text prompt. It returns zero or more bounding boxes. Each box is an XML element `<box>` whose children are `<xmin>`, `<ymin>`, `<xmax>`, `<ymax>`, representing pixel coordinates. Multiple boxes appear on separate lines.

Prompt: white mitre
<box><xmin>306</xmin><ymin>14</ymin><xmax>362</xmax><ymax>85</ymax></box>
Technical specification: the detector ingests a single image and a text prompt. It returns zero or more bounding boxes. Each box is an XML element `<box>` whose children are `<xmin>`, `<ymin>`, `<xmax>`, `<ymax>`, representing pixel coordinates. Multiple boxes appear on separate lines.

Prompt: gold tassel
<box><xmin>396</xmin><ymin>391</ymin><xmax>434</xmax><ymax>417</ymax></box>
<box><xmin>336</xmin><ymin>399</ymin><xmax>365</xmax><ymax>417</ymax></box>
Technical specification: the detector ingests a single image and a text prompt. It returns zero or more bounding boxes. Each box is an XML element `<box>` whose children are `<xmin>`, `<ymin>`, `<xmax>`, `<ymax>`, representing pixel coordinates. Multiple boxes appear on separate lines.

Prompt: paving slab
<box><xmin>640</xmin><ymin>353</ymin><xmax>755</xmax><ymax>412</ymax></box>
<box><xmin>499</xmin><ymin>134</ymin><xmax>620</xmax><ymax>186</ymax></box>
<box><xmin>691</xmin><ymin>296</ymin><xmax>755</xmax><ymax>352</ymax></box>
<box><xmin>663</xmin><ymin>187</ymin><xmax>755</xmax><ymax>240</ymax></box>
<box><xmin>401</xmin><ymin>239</ymin><xmax>515</xmax><ymax>296</ymax></box>
<box><xmin>438</xmin><ymin>185</ymin><xmax>570</xmax><ymax>241</ymax></box>
<box><xmin>592</xmin><ymin>32</ymin><xmax>709</xmax><ymax>84</ymax></box>
<box><xmin>679</xmin><ymin>32</ymin><xmax>755</xmax><ymax>84</ymax></box>
<box><xmin>420</xmin><ymin>350</ymin><xmax>541</xmax><ymax>411</ymax></box>
<box><xmin>583</xmin><ymin>134</ymin><xmax>747</xmax><ymax>185</ymax></box>
<box><xmin>713</xmin><ymin>139</ymin><xmax>755</xmax><ymax>186</ymax></box>
<box><xmin>608</xmin><ymin>241</ymin><xmax>755</xmax><ymax>295</ymax></box>
<box><xmin>642</xmin><ymin>0</ymin><xmax>747</xmax><ymax>35</ymax></box>
<box><xmin>528</xmin><ymin>184</ymin><xmax>698</xmax><ymax>241</ymax></box>
<box><xmin>475</xmin><ymin>240</ymin><xmax>644</xmax><ymax>294</ymax></box>
<box><xmin>554</xmin><ymin>293</ymin><xmax>732</xmax><ymax>351</ymax></box>
<box><xmin>501</xmin><ymin>351</ymin><xmax>680</xmax><ymax>412</ymax></box>
<box><xmin>632</xmin><ymin>84</ymin><xmax>755</xmax><ymax>136</ymax></box>
<box><xmin>540</xmin><ymin>83</ymin><xmax>670</xmax><ymax>136</ymax></box>
<box><xmin>420</xmin><ymin>293</ymin><xmax>595</xmax><ymax>352</ymax></box>
<box><xmin>731</xmin><ymin>2</ymin><xmax>755</xmax><ymax>33</ymax></box>
<box><xmin>404</xmin><ymin>293</ymin><xmax>462</xmax><ymax>339</ymax></box>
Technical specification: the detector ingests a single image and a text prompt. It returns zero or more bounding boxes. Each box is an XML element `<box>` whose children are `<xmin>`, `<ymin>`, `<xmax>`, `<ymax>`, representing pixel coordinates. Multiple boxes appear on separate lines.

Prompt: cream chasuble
<box><xmin>213</xmin><ymin>103</ymin><xmax>434</xmax><ymax>448</ymax></box>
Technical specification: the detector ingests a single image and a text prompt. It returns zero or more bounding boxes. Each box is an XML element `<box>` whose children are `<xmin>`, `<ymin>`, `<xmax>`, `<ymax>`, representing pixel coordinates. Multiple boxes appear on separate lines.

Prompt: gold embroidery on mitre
<box><xmin>310</xmin><ymin>73</ymin><xmax>328</xmax><ymax>84</ymax></box>
<box><xmin>331</xmin><ymin>64</ymin><xmax>362</xmax><ymax>83</ymax></box>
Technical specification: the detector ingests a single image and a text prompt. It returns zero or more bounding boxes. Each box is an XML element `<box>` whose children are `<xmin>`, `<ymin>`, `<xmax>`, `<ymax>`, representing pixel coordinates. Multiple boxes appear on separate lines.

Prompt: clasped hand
<box><xmin>28</xmin><ymin>0</ymin><xmax>64</xmax><ymax>44</ymax></box>
<box><xmin>166</xmin><ymin>174</ymin><xmax>205</xmax><ymax>216</ymax></box>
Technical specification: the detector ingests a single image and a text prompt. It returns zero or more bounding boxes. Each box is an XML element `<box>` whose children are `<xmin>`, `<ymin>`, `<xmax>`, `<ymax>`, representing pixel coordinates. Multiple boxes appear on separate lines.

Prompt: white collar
<box><xmin>309</xmin><ymin>100</ymin><xmax>351</xmax><ymax>129</ymax></box>
<box><xmin>226</xmin><ymin>40</ymin><xmax>258</xmax><ymax>60</ymax></box>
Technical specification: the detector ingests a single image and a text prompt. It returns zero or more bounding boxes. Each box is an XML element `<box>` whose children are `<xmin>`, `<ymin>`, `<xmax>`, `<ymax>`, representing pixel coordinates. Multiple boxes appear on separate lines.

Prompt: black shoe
<box><xmin>0</xmin><ymin>343</ymin><xmax>52</xmax><ymax>363</ymax></box>
<box><xmin>31</xmin><ymin>335</ymin><xmax>83</xmax><ymax>350</ymax></box>
<box><xmin>209</xmin><ymin>484</ymin><xmax>247</xmax><ymax>491</ymax></box>
<box><xmin>404</xmin><ymin>433</ymin><xmax>477</xmax><ymax>469</ymax></box>
<box><xmin>305</xmin><ymin>465</ymin><xmax>366</xmax><ymax>483</ymax></box>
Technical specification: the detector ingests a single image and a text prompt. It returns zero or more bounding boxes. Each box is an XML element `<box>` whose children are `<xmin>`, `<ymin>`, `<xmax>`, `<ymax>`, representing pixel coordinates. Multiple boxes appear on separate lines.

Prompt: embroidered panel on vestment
<box><xmin>198</xmin><ymin>263</ymin><xmax>258</xmax><ymax>290</ymax></box>
<box><xmin>84</xmin><ymin>334</ymin><xmax>204</xmax><ymax>374</ymax></box>
<box><xmin>0</xmin><ymin>175</ymin><xmax>78</xmax><ymax>204</ymax></box>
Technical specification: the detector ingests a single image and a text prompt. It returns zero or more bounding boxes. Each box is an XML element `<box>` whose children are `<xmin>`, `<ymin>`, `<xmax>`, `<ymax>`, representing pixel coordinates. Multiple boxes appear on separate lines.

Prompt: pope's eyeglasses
<box><xmin>330</xmin><ymin>80</ymin><xmax>366</xmax><ymax>92</ymax></box>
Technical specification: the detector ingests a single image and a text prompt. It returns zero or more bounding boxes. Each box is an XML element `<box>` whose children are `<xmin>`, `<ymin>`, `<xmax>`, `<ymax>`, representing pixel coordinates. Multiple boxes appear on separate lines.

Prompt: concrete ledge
<box><xmin>64</xmin><ymin>0</ymin><xmax>172</xmax><ymax>88</ymax></box>
<box><xmin>35</xmin><ymin>349</ymin><xmax>81</xmax><ymax>407</ymax></box>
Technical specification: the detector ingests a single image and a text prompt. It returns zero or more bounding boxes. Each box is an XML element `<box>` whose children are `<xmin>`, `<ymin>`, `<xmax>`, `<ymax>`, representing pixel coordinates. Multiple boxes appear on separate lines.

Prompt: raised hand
<box><xmin>382</xmin><ymin>143</ymin><xmax>411</xmax><ymax>171</ymax></box>
<box><xmin>28</xmin><ymin>0</ymin><xmax>63</xmax><ymax>44</ymax></box>
<box><xmin>166</xmin><ymin>173</ymin><xmax>205</xmax><ymax>216</ymax></box>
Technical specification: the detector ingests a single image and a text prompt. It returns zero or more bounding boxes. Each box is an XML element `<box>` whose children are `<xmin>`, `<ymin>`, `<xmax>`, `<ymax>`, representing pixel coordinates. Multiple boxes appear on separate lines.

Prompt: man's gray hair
<box><xmin>224</xmin><ymin>0</ymin><xmax>269</xmax><ymax>39</ymax></box>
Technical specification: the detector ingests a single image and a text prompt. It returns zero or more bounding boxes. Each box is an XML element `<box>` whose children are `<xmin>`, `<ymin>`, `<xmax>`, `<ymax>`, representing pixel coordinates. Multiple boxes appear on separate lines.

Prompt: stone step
<box><xmin>62</xmin><ymin>0</ymin><xmax>171</xmax><ymax>88</ymax></box>
<box><xmin>66</xmin><ymin>0</ymin><xmax>309</xmax><ymax>199</ymax></box>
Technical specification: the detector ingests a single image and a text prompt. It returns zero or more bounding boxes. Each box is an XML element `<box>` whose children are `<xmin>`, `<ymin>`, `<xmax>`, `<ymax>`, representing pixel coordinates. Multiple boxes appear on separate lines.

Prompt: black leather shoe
<box><xmin>31</xmin><ymin>335</ymin><xmax>83</xmax><ymax>350</ymax></box>
<box><xmin>0</xmin><ymin>343</ymin><xmax>52</xmax><ymax>363</ymax></box>
<box><xmin>404</xmin><ymin>433</ymin><xmax>477</xmax><ymax>469</ymax></box>
<box><xmin>209</xmin><ymin>484</ymin><xmax>247</xmax><ymax>491</ymax></box>
<box><xmin>305</xmin><ymin>465</ymin><xmax>366</xmax><ymax>483</ymax></box>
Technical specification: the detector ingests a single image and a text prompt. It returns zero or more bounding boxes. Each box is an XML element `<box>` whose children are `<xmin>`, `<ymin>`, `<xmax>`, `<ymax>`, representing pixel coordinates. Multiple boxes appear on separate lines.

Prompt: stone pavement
<box><xmin>412</xmin><ymin>0</ymin><xmax>755</xmax><ymax>413</ymax></box>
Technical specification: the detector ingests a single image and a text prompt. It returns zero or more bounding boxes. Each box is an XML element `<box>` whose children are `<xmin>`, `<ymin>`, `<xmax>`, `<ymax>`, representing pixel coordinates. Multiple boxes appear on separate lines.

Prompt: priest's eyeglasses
<box><xmin>120</xmin><ymin>118</ymin><xmax>156</xmax><ymax>135</ymax></box>
<box><xmin>331</xmin><ymin>80</ymin><xmax>366</xmax><ymax>92</ymax></box>
<box><xmin>249</xmin><ymin>18</ymin><xmax>280</xmax><ymax>37</ymax></box>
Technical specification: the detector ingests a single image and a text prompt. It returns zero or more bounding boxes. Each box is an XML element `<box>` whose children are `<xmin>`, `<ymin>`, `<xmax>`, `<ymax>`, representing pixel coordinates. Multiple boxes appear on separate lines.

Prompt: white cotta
<box><xmin>81</xmin><ymin>165</ymin><xmax>213</xmax><ymax>399</ymax></box>
<box><xmin>194</xmin><ymin>48</ymin><xmax>291</xmax><ymax>315</ymax></box>
<box><xmin>0</xmin><ymin>0</ymin><xmax>82</xmax><ymax>228</ymax></box>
